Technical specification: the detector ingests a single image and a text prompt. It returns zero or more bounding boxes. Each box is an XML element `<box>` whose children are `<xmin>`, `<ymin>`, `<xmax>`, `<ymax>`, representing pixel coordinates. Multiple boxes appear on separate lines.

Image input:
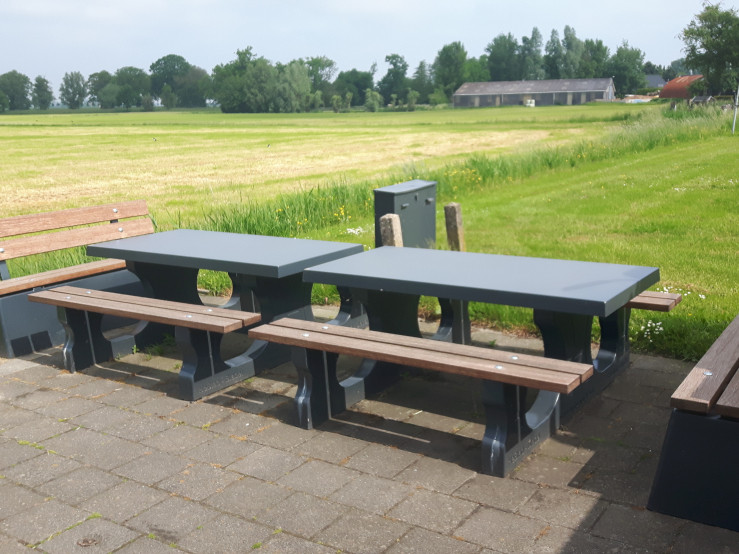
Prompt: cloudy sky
<box><xmin>0</xmin><ymin>0</ymin><xmax>722</xmax><ymax>91</ymax></box>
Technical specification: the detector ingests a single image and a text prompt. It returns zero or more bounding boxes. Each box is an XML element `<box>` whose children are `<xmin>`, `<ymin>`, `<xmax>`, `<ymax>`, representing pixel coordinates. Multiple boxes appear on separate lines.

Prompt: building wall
<box><xmin>454</xmin><ymin>89</ymin><xmax>608</xmax><ymax>108</ymax></box>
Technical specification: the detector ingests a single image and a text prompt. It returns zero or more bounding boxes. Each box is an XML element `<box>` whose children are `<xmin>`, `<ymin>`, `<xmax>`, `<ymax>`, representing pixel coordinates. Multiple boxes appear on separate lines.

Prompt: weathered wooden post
<box><xmin>444</xmin><ymin>202</ymin><xmax>466</xmax><ymax>252</ymax></box>
<box><xmin>379</xmin><ymin>213</ymin><xmax>403</xmax><ymax>247</ymax></box>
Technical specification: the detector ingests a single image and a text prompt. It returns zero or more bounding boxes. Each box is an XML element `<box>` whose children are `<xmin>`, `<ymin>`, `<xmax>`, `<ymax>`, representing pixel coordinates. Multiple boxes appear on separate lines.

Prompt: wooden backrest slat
<box><xmin>0</xmin><ymin>219</ymin><xmax>154</xmax><ymax>261</ymax></box>
<box><xmin>271</xmin><ymin>318</ymin><xmax>592</xmax><ymax>378</ymax></box>
<box><xmin>28</xmin><ymin>289</ymin><xmax>251</xmax><ymax>333</ymax></box>
<box><xmin>671</xmin><ymin>313</ymin><xmax>739</xmax><ymax>413</ymax></box>
<box><xmin>0</xmin><ymin>200</ymin><xmax>150</xmax><ymax>239</ymax></box>
<box><xmin>715</xmin><ymin>370</ymin><xmax>739</xmax><ymax>419</ymax></box>
<box><xmin>50</xmin><ymin>286</ymin><xmax>260</xmax><ymax>325</ymax></box>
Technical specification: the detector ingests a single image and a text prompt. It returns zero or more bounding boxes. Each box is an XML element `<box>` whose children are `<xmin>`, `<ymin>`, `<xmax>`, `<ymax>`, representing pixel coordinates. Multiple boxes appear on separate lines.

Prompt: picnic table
<box><xmin>84</xmin><ymin>229</ymin><xmax>363</xmax><ymax>397</ymax></box>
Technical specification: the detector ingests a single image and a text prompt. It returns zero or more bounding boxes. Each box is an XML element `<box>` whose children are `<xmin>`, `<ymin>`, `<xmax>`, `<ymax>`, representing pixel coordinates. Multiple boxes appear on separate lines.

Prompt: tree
<box><xmin>410</xmin><ymin>61</ymin><xmax>434</xmax><ymax>104</ymax></box>
<box><xmin>212</xmin><ymin>47</ymin><xmax>277</xmax><ymax>113</ymax></box>
<box><xmin>681</xmin><ymin>3</ymin><xmax>739</xmax><ymax>94</ymax></box>
<box><xmin>543</xmin><ymin>30</ymin><xmax>565</xmax><ymax>79</ymax></box>
<box><xmin>364</xmin><ymin>88</ymin><xmax>383</xmax><ymax>111</ymax></box>
<box><xmin>0</xmin><ymin>90</ymin><xmax>9</xmax><ymax>113</ymax></box>
<box><xmin>160</xmin><ymin>83</ymin><xmax>178</xmax><ymax>109</ymax></box>
<box><xmin>98</xmin><ymin>83</ymin><xmax>121</xmax><ymax>109</ymax></box>
<box><xmin>607</xmin><ymin>42</ymin><xmax>647</xmax><ymax>95</ymax></box>
<box><xmin>560</xmin><ymin>26</ymin><xmax>584</xmax><ymax>78</ymax></box>
<box><xmin>462</xmin><ymin>56</ymin><xmax>491</xmax><ymax>83</ymax></box>
<box><xmin>0</xmin><ymin>70</ymin><xmax>32</xmax><ymax>110</ymax></box>
<box><xmin>113</xmin><ymin>66</ymin><xmax>151</xmax><ymax>108</ymax></box>
<box><xmin>305</xmin><ymin>56</ymin><xmax>337</xmax><ymax>100</ymax></box>
<box><xmin>519</xmin><ymin>28</ymin><xmax>544</xmax><ymax>80</ymax></box>
<box><xmin>87</xmin><ymin>71</ymin><xmax>112</xmax><ymax>105</ymax></box>
<box><xmin>579</xmin><ymin>39</ymin><xmax>610</xmax><ymax>78</ymax></box>
<box><xmin>32</xmin><ymin>76</ymin><xmax>53</xmax><ymax>109</ymax></box>
<box><xmin>432</xmin><ymin>41</ymin><xmax>467</xmax><ymax>100</ymax></box>
<box><xmin>377</xmin><ymin>54</ymin><xmax>409</xmax><ymax>104</ymax></box>
<box><xmin>150</xmin><ymin>54</ymin><xmax>191</xmax><ymax>97</ymax></box>
<box><xmin>486</xmin><ymin>33</ymin><xmax>520</xmax><ymax>81</ymax></box>
<box><xmin>175</xmin><ymin>66</ymin><xmax>211</xmax><ymax>107</ymax></box>
<box><xmin>59</xmin><ymin>71</ymin><xmax>87</xmax><ymax>109</ymax></box>
<box><xmin>333</xmin><ymin>68</ymin><xmax>373</xmax><ymax>106</ymax></box>
<box><xmin>272</xmin><ymin>60</ymin><xmax>311</xmax><ymax>113</ymax></box>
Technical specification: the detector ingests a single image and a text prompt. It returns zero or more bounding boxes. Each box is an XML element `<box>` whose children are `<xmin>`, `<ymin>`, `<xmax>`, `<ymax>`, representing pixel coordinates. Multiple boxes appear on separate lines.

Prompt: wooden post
<box><xmin>444</xmin><ymin>202</ymin><xmax>465</xmax><ymax>252</ymax></box>
<box><xmin>379</xmin><ymin>213</ymin><xmax>403</xmax><ymax>247</ymax></box>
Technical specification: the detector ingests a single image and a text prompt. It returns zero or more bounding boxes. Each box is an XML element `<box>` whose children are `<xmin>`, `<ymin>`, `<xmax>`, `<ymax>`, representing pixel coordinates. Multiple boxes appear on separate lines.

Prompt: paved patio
<box><xmin>1</xmin><ymin>321</ymin><xmax>737</xmax><ymax>553</ymax></box>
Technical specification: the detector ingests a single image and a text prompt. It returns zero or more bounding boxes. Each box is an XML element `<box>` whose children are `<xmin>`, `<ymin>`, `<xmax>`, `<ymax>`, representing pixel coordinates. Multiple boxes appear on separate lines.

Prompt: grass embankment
<box><xmin>2</xmin><ymin>104</ymin><xmax>735</xmax><ymax>360</ymax></box>
<box><xmin>193</xmin><ymin>105</ymin><xmax>737</xmax><ymax>361</ymax></box>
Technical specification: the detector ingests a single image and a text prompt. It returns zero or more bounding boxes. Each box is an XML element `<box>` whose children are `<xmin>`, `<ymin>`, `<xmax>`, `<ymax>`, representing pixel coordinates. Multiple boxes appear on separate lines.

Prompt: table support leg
<box><xmin>534</xmin><ymin>308</ymin><xmax>630</xmax><ymax>418</ymax></box>
<box><xmin>481</xmin><ymin>381</ymin><xmax>559</xmax><ymax>477</ymax></box>
<box><xmin>290</xmin><ymin>347</ymin><xmax>332</xmax><ymax>429</ymax></box>
<box><xmin>57</xmin><ymin>307</ymin><xmax>113</xmax><ymax>373</ymax></box>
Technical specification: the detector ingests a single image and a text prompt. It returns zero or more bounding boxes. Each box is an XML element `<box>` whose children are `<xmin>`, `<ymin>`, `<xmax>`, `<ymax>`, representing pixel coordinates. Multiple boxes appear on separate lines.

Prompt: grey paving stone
<box><xmin>126</xmin><ymin>496</ymin><xmax>219</xmax><ymax>544</ymax></box>
<box><xmin>455</xmin><ymin>506</ymin><xmax>550</xmax><ymax>552</ymax></box>
<box><xmin>329</xmin><ymin>474</ymin><xmax>413</xmax><ymax>515</ymax></box>
<box><xmin>343</xmin><ymin>442</ymin><xmax>421</xmax><ymax>478</ymax></box>
<box><xmin>0</xmin><ymin>481</ymin><xmax>46</xmax><ymax>520</ymax></box>
<box><xmin>184</xmin><ymin>435</ymin><xmax>261</xmax><ymax>466</ymax></box>
<box><xmin>132</xmin><ymin>395</ymin><xmax>188</xmax><ymax>417</ymax></box>
<box><xmin>0</xmin><ymin>499</ymin><xmax>90</xmax><ymax>547</ymax></box>
<box><xmin>9</xmin><ymin>387</ymin><xmax>67</xmax><ymax>410</ymax></box>
<box><xmin>113</xmin><ymin>451</ymin><xmax>192</xmax><ymax>485</ymax></box>
<box><xmin>157</xmin><ymin>461</ymin><xmax>240</xmax><ymax>500</ymax></box>
<box><xmin>453</xmin><ymin>474</ymin><xmax>538</xmax><ymax>512</ymax></box>
<box><xmin>0</xmin><ymin>404</ymin><xmax>36</xmax><ymax>432</ymax></box>
<box><xmin>228</xmin><ymin>445</ymin><xmax>306</xmax><ymax>481</ymax></box>
<box><xmin>517</xmin><ymin>488</ymin><xmax>608</xmax><ymax>530</ymax></box>
<box><xmin>590</xmin><ymin>502</ymin><xmax>686</xmax><ymax>552</ymax></box>
<box><xmin>277</xmin><ymin>459</ymin><xmax>358</xmax><ymax>497</ymax></box>
<box><xmin>229</xmin><ymin>388</ymin><xmax>292</xmax><ymax>415</ymax></box>
<box><xmin>512</xmin><ymin>454</ymin><xmax>587</xmax><ymax>489</ymax></box>
<box><xmin>169</xmin><ymin>401</ymin><xmax>233</xmax><ymax>427</ymax></box>
<box><xmin>578</xmin><ymin>469</ymin><xmax>653</xmax><ymax>506</ymax></box>
<box><xmin>41</xmin><ymin>517</ymin><xmax>141</xmax><ymax>554</ymax></box>
<box><xmin>2</xmin><ymin>451</ymin><xmax>82</xmax><ymax>488</ymax></box>
<box><xmin>257</xmin><ymin>491</ymin><xmax>345</xmax><ymax>539</ymax></box>
<box><xmin>7</xmin><ymin>363</ymin><xmax>59</xmax><ymax>382</ymax></box>
<box><xmin>387</xmin><ymin>488</ymin><xmax>478</xmax><ymax>534</ymax></box>
<box><xmin>247</xmin><ymin>420</ymin><xmax>313</xmax><ymax>449</ymax></box>
<box><xmin>0</xmin><ymin>533</ymin><xmax>29</xmax><ymax>552</ymax></box>
<box><xmin>35</xmin><ymin>396</ymin><xmax>102</xmax><ymax>420</ymax></box>
<box><xmin>178</xmin><ymin>513</ymin><xmax>273</xmax><ymax>553</ymax></box>
<box><xmin>204</xmin><ymin>476</ymin><xmax>293</xmax><ymax>519</ymax></box>
<box><xmin>37</xmin><ymin>466</ymin><xmax>122</xmax><ymax>506</ymax></box>
<box><xmin>206</xmin><ymin>410</ymin><xmax>270</xmax><ymax>439</ymax></box>
<box><xmin>669</xmin><ymin>521</ymin><xmax>739</xmax><ymax>554</ymax></box>
<box><xmin>41</xmin><ymin>427</ymin><xmax>149</xmax><ymax>470</ymax></box>
<box><xmin>259</xmin><ymin>532</ymin><xmax>337</xmax><ymax>553</ymax></box>
<box><xmin>3</xmin><ymin>415</ymin><xmax>75</xmax><ymax>443</ymax></box>
<box><xmin>95</xmin><ymin>385</ymin><xmax>160</xmax><ymax>408</ymax></box>
<box><xmin>315</xmin><ymin>508</ymin><xmax>411</xmax><ymax>554</ymax></box>
<box><xmin>0</xmin><ymin>380</ymin><xmax>38</xmax><ymax>402</ymax></box>
<box><xmin>394</xmin><ymin>456</ymin><xmax>476</xmax><ymax>494</ymax></box>
<box><xmin>141</xmin><ymin>424</ymin><xmax>212</xmax><ymax>454</ymax></box>
<box><xmin>0</xmin><ymin>358</ymin><xmax>40</xmax><ymax>377</ymax></box>
<box><xmin>81</xmin><ymin>480</ymin><xmax>170</xmax><ymax>523</ymax></box>
<box><xmin>115</xmin><ymin>536</ymin><xmax>189</xmax><ymax>553</ymax></box>
<box><xmin>0</xmin><ymin>439</ymin><xmax>43</xmax><ymax>470</ymax></box>
<box><xmin>291</xmin><ymin>430</ymin><xmax>368</xmax><ymax>463</ymax></box>
<box><xmin>66</xmin><ymin>377</ymin><xmax>130</xmax><ymax>399</ymax></box>
<box><xmin>530</xmin><ymin>524</ymin><xmax>639</xmax><ymax>553</ymax></box>
<box><xmin>385</xmin><ymin>527</ymin><xmax>481</xmax><ymax>554</ymax></box>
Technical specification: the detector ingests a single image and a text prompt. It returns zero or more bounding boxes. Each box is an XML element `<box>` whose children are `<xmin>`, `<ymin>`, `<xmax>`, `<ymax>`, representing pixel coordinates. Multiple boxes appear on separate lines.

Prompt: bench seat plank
<box><xmin>29</xmin><ymin>287</ymin><xmax>260</xmax><ymax>334</ymax></box>
<box><xmin>715</xmin><ymin>370</ymin><xmax>739</xmax><ymax>418</ymax></box>
<box><xmin>0</xmin><ymin>259</ymin><xmax>127</xmax><ymax>296</ymax></box>
<box><xmin>249</xmin><ymin>318</ymin><xmax>592</xmax><ymax>394</ymax></box>
<box><xmin>671</xmin><ymin>314</ymin><xmax>739</xmax><ymax>414</ymax></box>
<box><xmin>626</xmin><ymin>291</ymin><xmax>682</xmax><ymax>312</ymax></box>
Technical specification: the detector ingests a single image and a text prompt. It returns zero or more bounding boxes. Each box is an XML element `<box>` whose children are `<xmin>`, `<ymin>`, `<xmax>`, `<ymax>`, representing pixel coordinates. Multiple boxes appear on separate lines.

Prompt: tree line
<box><xmin>1</xmin><ymin>5</ymin><xmax>736</xmax><ymax>114</ymax></box>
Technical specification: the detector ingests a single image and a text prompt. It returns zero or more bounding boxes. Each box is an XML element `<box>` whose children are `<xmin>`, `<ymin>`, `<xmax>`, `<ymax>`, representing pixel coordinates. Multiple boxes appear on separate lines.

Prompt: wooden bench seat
<box><xmin>0</xmin><ymin>200</ymin><xmax>154</xmax><ymax>357</ymax></box>
<box><xmin>249</xmin><ymin>317</ymin><xmax>593</xmax><ymax>476</ymax></box>
<box><xmin>29</xmin><ymin>286</ymin><xmax>261</xmax><ymax>401</ymax></box>
<box><xmin>625</xmin><ymin>290</ymin><xmax>682</xmax><ymax>312</ymax></box>
<box><xmin>648</xmin><ymin>313</ymin><xmax>739</xmax><ymax>532</ymax></box>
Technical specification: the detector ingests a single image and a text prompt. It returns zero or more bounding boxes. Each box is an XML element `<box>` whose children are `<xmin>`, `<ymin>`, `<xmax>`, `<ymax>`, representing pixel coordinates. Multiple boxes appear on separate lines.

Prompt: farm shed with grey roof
<box><xmin>453</xmin><ymin>78</ymin><xmax>616</xmax><ymax>108</ymax></box>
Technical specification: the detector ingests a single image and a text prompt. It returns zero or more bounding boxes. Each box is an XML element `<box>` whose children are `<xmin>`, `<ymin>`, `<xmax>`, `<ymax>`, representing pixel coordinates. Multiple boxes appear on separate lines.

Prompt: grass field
<box><xmin>1</xmin><ymin>103</ymin><xmax>736</xmax><ymax>360</ymax></box>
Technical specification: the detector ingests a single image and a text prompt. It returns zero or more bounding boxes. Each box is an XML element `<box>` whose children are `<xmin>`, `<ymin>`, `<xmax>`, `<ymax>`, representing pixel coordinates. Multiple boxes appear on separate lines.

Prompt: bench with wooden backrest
<box><xmin>249</xmin><ymin>317</ymin><xmax>593</xmax><ymax>476</ymax></box>
<box><xmin>647</xmin><ymin>313</ymin><xmax>739</xmax><ymax>532</ymax></box>
<box><xmin>0</xmin><ymin>200</ymin><xmax>154</xmax><ymax>357</ymax></box>
<box><xmin>29</xmin><ymin>286</ymin><xmax>261</xmax><ymax>401</ymax></box>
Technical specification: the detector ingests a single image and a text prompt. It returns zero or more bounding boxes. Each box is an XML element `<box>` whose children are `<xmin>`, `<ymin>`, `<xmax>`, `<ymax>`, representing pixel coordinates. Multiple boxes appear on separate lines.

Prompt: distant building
<box><xmin>659</xmin><ymin>75</ymin><xmax>703</xmax><ymax>99</ymax></box>
<box><xmin>453</xmin><ymin>78</ymin><xmax>616</xmax><ymax>108</ymax></box>
<box><xmin>645</xmin><ymin>74</ymin><xmax>666</xmax><ymax>89</ymax></box>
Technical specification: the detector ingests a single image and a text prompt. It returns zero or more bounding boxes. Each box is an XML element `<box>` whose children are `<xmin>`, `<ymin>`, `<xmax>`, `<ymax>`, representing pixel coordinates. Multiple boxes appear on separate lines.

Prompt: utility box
<box><xmin>374</xmin><ymin>180</ymin><xmax>436</xmax><ymax>248</ymax></box>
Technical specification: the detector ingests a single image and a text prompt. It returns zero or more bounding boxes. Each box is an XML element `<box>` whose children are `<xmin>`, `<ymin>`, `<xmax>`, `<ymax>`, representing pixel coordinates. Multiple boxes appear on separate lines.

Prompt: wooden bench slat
<box><xmin>48</xmin><ymin>285</ymin><xmax>259</xmax><ymax>325</ymax></box>
<box><xmin>671</xmin><ymin>314</ymin><xmax>739</xmax><ymax>413</ymax></box>
<box><xmin>273</xmin><ymin>318</ymin><xmax>592</xmax><ymax>378</ymax></box>
<box><xmin>29</xmin><ymin>289</ymin><xmax>259</xmax><ymax>333</ymax></box>
<box><xmin>0</xmin><ymin>200</ymin><xmax>150</xmax><ymax>238</ymax></box>
<box><xmin>0</xmin><ymin>259</ymin><xmax>127</xmax><ymax>296</ymax></box>
<box><xmin>626</xmin><ymin>291</ymin><xmax>682</xmax><ymax>312</ymax></box>
<box><xmin>249</xmin><ymin>319</ymin><xmax>593</xmax><ymax>394</ymax></box>
<box><xmin>715</xmin><ymin>370</ymin><xmax>739</xmax><ymax>419</ymax></box>
<box><xmin>0</xmin><ymin>219</ymin><xmax>155</xmax><ymax>261</ymax></box>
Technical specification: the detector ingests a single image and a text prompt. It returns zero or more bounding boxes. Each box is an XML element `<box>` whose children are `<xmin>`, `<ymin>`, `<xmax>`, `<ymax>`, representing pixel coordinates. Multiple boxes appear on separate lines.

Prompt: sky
<box><xmin>0</xmin><ymin>0</ymin><xmax>729</xmax><ymax>92</ymax></box>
